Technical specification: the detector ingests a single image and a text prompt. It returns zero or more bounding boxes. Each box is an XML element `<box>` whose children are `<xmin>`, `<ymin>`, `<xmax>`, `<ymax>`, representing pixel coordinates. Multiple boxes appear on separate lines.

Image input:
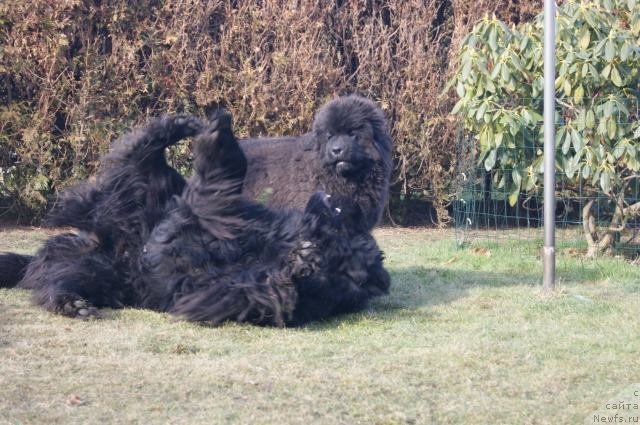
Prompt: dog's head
<box><xmin>312</xmin><ymin>95</ymin><xmax>392</xmax><ymax>178</ymax></box>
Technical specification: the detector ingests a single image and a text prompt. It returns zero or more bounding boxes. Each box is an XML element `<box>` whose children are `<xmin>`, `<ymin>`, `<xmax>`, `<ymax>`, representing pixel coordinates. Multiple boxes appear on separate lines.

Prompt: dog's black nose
<box><xmin>327</xmin><ymin>137</ymin><xmax>349</xmax><ymax>161</ymax></box>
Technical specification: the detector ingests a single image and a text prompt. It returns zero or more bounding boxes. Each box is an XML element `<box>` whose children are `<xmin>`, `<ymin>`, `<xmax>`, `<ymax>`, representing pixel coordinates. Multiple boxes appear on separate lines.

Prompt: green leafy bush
<box><xmin>451</xmin><ymin>0</ymin><xmax>640</xmax><ymax>255</ymax></box>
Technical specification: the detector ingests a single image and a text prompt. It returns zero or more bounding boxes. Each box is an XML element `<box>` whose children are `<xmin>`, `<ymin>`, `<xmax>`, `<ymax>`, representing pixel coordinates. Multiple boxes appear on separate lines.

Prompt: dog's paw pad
<box><xmin>290</xmin><ymin>241</ymin><xmax>321</xmax><ymax>278</ymax></box>
<box><xmin>61</xmin><ymin>298</ymin><xmax>100</xmax><ymax>319</ymax></box>
<box><xmin>296</xmin><ymin>242</ymin><xmax>315</xmax><ymax>259</ymax></box>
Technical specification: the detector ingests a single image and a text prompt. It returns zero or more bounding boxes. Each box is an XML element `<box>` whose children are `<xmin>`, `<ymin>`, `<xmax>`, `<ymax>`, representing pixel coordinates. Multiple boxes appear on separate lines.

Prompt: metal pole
<box><xmin>543</xmin><ymin>0</ymin><xmax>556</xmax><ymax>291</ymax></box>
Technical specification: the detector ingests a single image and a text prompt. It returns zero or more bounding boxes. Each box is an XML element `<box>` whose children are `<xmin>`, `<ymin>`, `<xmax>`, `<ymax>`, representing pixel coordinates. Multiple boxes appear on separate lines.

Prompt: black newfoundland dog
<box><xmin>241</xmin><ymin>95</ymin><xmax>393</xmax><ymax>233</ymax></box>
<box><xmin>0</xmin><ymin>114</ymin><xmax>206</xmax><ymax>314</ymax></box>
<box><xmin>0</xmin><ymin>112</ymin><xmax>390</xmax><ymax>326</ymax></box>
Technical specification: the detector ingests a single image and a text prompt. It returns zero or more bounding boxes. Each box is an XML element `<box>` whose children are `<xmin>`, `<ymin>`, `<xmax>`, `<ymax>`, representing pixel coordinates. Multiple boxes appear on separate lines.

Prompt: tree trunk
<box><xmin>582</xmin><ymin>195</ymin><xmax>625</xmax><ymax>258</ymax></box>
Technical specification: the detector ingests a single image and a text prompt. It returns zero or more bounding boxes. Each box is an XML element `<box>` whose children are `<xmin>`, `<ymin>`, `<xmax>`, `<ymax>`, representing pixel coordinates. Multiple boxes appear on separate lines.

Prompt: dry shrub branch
<box><xmin>0</xmin><ymin>0</ymin><xmax>543</xmax><ymax>222</ymax></box>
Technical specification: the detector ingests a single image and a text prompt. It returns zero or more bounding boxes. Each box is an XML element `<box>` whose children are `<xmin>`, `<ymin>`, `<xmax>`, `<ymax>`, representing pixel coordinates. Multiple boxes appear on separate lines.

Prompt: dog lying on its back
<box><xmin>0</xmin><ymin>112</ymin><xmax>390</xmax><ymax>326</ymax></box>
<box><xmin>135</xmin><ymin>114</ymin><xmax>389</xmax><ymax>325</ymax></box>
<box><xmin>0</xmin><ymin>115</ymin><xmax>205</xmax><ymax>291</ymax></box>
<box><xmin>0</xmin><ymin>115</ymin><xmax>208</xmax><ymax>315</ymax></box>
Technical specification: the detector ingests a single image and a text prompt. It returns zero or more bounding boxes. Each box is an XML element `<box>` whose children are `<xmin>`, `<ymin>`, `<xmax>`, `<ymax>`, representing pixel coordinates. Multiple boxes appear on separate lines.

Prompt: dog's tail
<box><xmin>0</xmin><ymin>252</ymin><xmax>33</xmax><ymax>288</ymax></box>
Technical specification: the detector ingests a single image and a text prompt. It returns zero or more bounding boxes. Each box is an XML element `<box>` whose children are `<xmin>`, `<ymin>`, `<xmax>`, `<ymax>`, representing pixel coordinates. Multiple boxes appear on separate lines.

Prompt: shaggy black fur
<box><xmin>135</xmin><ymin>113</ymin><xmax>390</xmax><ymax>326</ymax></box>
<box><xmin>0</xmin><ymin>112</ymin><xmax>390</xmax><ymax>326</ymax></box>
<box><xmin>0</xmin><ymin>252</ymin><xmax>31</xmax><ymax>288</ymax></box>
<box><xmin>0</xmin><ymin>114</ymin><xmax>207</xmax><ymax>314</ymax></box>
<box><xmin>241</xmin><ymin>95</ymin><xmax>393</xmax><ymax>233</ymax></box>
<box><xmin>44</xmin><ymin>114</ymin><xmax>206</xmax><ymax>251</ymax></box>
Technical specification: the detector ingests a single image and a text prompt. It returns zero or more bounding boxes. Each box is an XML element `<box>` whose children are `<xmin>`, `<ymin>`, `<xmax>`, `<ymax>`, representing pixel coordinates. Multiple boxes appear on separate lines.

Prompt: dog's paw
<box><xmin>60</xmin><ymin>298</ymin><xmax>101</xmax><ymax>319</ymax></box>
<box><xmin>304</xmin><ymin>192</ymin><xmax>342</xmax><ymax>220</ymax></box>
<box><xmin>290</xmin><ymin>240</ymin><xmax>320</xmax><ymax>278</ymax></box>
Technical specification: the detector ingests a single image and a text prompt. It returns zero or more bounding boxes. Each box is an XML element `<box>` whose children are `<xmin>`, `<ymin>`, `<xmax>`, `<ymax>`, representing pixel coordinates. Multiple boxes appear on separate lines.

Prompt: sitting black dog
<box><xmin>241</xmin><ymin>95</ymin><xmax>393</xmax><ymax>233</ymax></box>
<box><xmin>1</xmin><ymin>113</ymin><xmax>390</xmax><ymax>326</ymax></box>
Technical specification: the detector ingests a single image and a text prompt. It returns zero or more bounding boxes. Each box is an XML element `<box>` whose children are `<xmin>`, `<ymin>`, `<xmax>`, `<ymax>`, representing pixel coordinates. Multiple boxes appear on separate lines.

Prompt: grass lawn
<box><xmin>1</xmin><ymin>226</ymin><xmax>639</xmax><ymax>424</ymax></box>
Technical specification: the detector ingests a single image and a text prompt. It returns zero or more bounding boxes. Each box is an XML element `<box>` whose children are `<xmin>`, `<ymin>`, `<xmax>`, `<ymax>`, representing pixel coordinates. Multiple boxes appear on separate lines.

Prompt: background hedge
<box><xmin>0</xmin><ymin>0</ymin><xmax>543</xmax><ymax>223</ymax></box>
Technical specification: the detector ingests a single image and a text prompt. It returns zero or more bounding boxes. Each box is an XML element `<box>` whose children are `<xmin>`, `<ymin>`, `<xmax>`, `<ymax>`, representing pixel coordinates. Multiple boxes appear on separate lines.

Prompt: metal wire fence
<box><xmin>452</xmin><ymin>131</ymin><xmax>640</xmax><ymax>259</ymax></box>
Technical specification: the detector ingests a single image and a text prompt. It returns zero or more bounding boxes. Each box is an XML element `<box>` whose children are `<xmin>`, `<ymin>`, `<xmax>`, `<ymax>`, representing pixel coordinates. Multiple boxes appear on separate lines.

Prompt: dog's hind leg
<box><xmin>180</xmin><ymin>111</ymin><xmax>249</xmax><ymax>239</ymax></box>
<box><xmin>30</xmin><ymin>259</ymin><xmax>122</xmax><ymax>318</ymax></box>
<box><xmin>21</xmin><ymin>233</ymin><xmax>127</xmax><ymax>318</ymax></box>
<box><xmin>188</xmin><ymin>111</ymin><xmax>247</xmax><ymax>194</ymax></box>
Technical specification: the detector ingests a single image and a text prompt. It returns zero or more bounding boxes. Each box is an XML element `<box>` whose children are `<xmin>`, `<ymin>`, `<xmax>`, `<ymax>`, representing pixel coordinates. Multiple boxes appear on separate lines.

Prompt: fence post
<box><xmin>543</xmin><ymin>0</ymin><xmax>556</xmax><ymax>292</ymax></box>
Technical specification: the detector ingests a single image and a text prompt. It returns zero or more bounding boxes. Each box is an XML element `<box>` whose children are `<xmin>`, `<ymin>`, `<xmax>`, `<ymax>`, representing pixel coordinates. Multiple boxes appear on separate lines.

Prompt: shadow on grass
<box><xmin>304</xmin><ymin>265</ymin><xmax>544</xmax><ymax>330</ymax></box>
<box><xmin>4</xmin><ymin>261</ymin><xmax>635</xmax><ymax>331</ymax></box>
<box><xmin>380</xmin><ymin>265</ymin><xmax>540</xmax><ymax>306</ymax></box>
<box><xmin>97</xmin><ymin>265</ymin><xmax>539</xmax><ymax>331</ymax></box>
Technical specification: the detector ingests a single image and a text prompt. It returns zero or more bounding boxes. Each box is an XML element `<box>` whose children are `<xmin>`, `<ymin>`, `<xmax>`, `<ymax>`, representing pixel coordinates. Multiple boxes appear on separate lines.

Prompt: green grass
<box><xmin>1</xmin><ymin>227</ymin><xmax>639</xmax><ymax>424</ymax></box>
